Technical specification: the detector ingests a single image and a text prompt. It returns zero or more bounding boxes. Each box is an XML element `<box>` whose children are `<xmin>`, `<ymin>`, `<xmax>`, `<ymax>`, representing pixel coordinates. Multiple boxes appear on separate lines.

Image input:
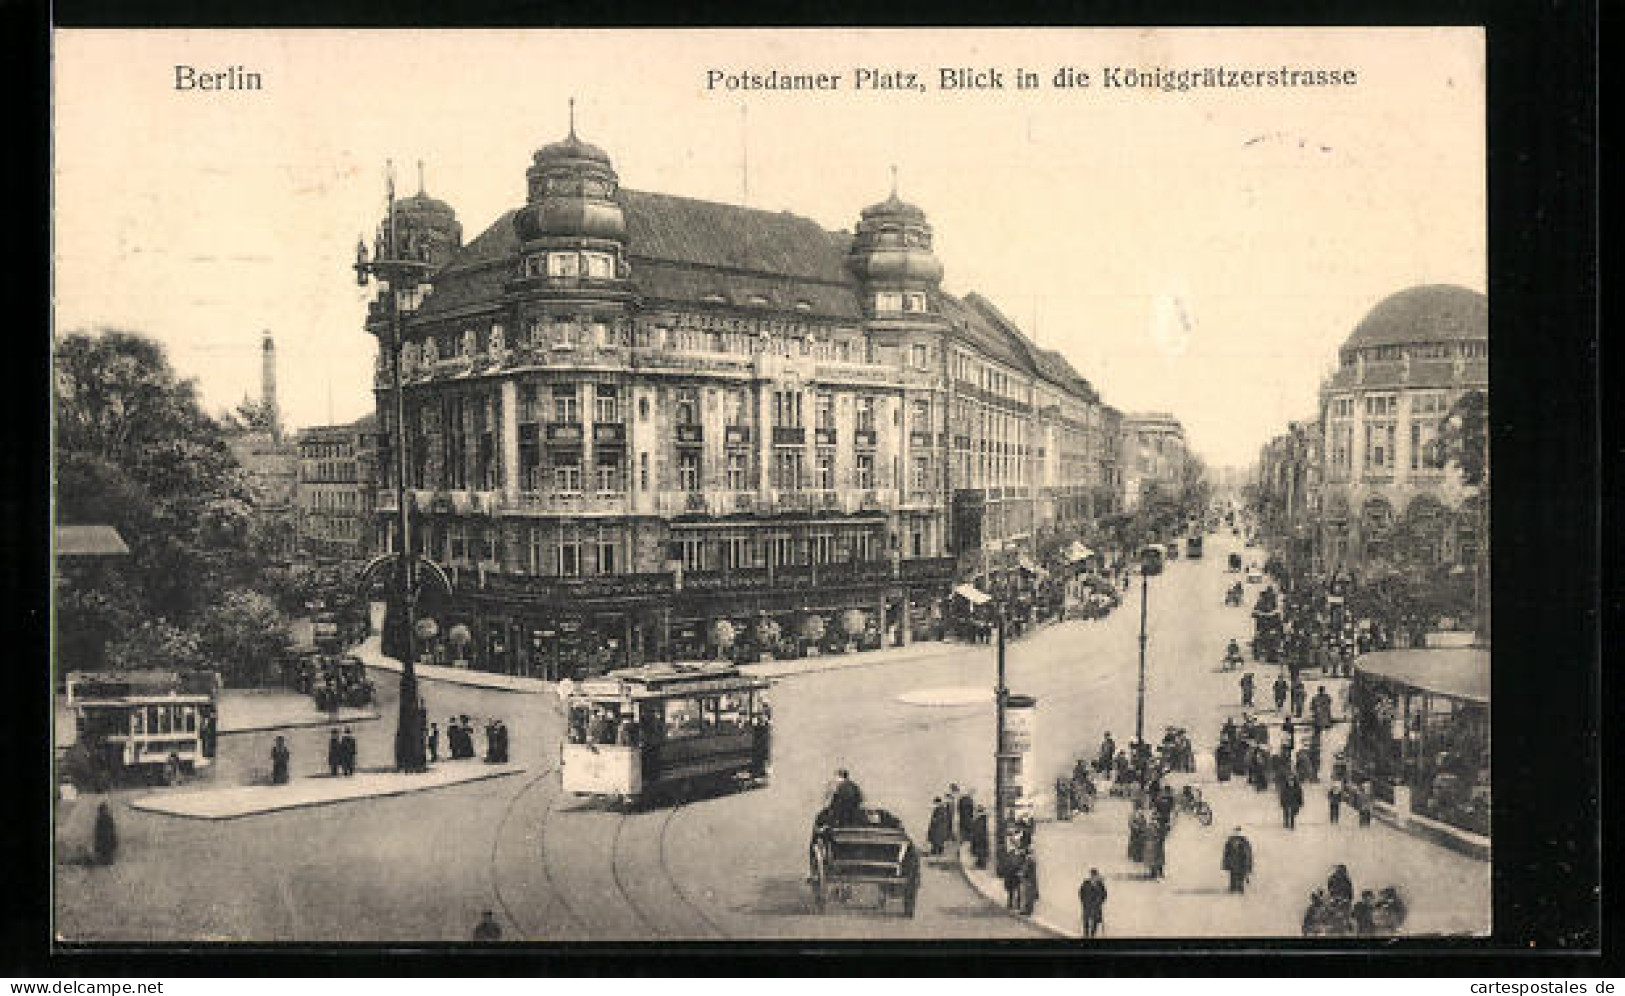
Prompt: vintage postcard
<box><xmin>52</xmin><ymin>27</ymin><xmax>1490</xmax><ymax>943</ymax></box>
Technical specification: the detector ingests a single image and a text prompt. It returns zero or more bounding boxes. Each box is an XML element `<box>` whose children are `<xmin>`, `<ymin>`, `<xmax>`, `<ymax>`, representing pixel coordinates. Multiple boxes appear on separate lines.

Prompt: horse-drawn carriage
<box><xmin>312</xmin><ymin>654</ymin><xmax>375</xmax><ymax>711</ymax></box>
<box><xmin>807</xmin><ymin>808</ymin><xmax>921</xmax><ymax>917</ymax></box>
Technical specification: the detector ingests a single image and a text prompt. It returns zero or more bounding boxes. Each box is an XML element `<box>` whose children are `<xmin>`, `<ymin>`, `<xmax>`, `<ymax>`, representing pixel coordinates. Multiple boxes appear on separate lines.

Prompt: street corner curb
<box><xmin>128</xmin><ymin>766</ymin><xmax>529</xmax><ymax>821</ymax></box>
<box><xmin>951</xmin><ymin>843</ymin><xmax>1075</xmax><ymax>940</ymax></box>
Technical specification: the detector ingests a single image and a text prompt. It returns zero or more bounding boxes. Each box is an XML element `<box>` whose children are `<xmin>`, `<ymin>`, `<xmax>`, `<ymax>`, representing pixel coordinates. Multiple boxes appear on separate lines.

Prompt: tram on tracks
<box><xmin>63</xmin><ymin>670</ymin><xmax>220</xmax><ymax>785</ymax></box>
<box><xmin>560</xmin><ymin>662</ymin><xmax>772</xmax><ymax>806</ymax></box>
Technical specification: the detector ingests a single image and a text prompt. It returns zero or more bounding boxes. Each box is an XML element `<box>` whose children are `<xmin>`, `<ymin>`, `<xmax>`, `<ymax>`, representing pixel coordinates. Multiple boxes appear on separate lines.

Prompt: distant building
<box><xmin>1316</xmin><ymin>284</ymin><xmax>1487</xmax><ymax>570</ymax></box>
<box><xmin>1120</xmin><ymin>412</ymin><xmax>1188</xmax><ymax>511</ymax></box>
<box><xmin>1255</xmin><ymin>418</ymin><xmax>1322</xmax><ymax>571</ymax></box>
<box><xmin>295</xmin><ymin>414</ymin><xmax>377</xmax><ymax>561</ymax></box>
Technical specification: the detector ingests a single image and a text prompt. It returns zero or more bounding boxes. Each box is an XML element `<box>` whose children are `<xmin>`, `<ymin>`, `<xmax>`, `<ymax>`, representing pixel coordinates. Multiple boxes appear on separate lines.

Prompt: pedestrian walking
<box><xmin>1221</xmin><ymin>827</ymin><xmax>1253</xmax><ymax>894</ymax></box>
<box><xmin>1145</xmin><ymin>823</ymin><xmax>1167</xmax><ymax>880</ymax></box>
<box><xmin>945</xmin><ymin>783</ymin><xmax>962</xmax><ymax>841</ymax></box>
<box><xmin>427</xmin><ymin>723</ymin><xmax>440</xmax><ymax>763</ymax></box>
<box><xmin>1240</xmin><ymin>672</ymin><xmax>1255</xmax><ymax>707</ymax></box>
<box><xmin>1127</xmin><ymin>805</ymin><xmax>1148</xmax><ymax>863</ymax></box>
<box><xmin>472</xmin><ymin>909</ymin><xmax>503</xmax><ymax>941</ymax></box>
<box><xmin>1356</xmin><ymin>782</ymin><xmax>1374</xmax><ymax>827</ymax></box>
<box><xmin>1282</xmin><ymin>716</ymin><xmax>1297</xmax><ymax>753</ymax></box>
<box><xmin>327</xmin><ymin>728</ymin><xmax>342</xmax><ymax>776</ymax></box>
<box><xmin>1279</xmin><ymin>774</ymin><xmax>1304</xmax><ymax>829</ymax></box>
<box><xmin>1003</xmin><ymin>853</ymin><xmax>1024</xmax><ymax>910</ymax></box>
<box><xmin>1352</xmin><ymin>890</ymin><xmax>1378</xmax><ymax>936</ymax></box>
<box><xmin>1327</xmin><ymin>864</ymin><xmax>1354</xmax><ymax>905</ymax></box>
<box><xmin>1018</xmin><ymin>849</ymin><xmax>1040</xmax><ymax>914</ymax></box>
<box><xmin>1328</xmin><ymin>783</ymin><xmax>1343</xmax><ymax>824</ymax></box>
<box><xmin>1273</xmin><ymin>675</ymin><xmax>1288</xmax><ymax>711</ymax></box>
<box><xmin>270</xmin><ymin>736</ymin><xmax>291</xmax><ymax>785</ymax></box>
<box><xmin>927</xmin><ymin>797</ymin><xmax>950</xmax><ymax>855</ymax></box>
<box><xmin>1079</xmin><ymin>868</ymin><xmax>1108</xmax><ymax>937</ymax></box>
<box><xmin>1215</xmin><ymin>739</ymin><xmax>1232</xmax><ymax>782</ymax></box>
<box><xmin>1311</xmin><ymin>685</ymin><xmax>1333</xmax><ymax>730</ymax></box>
<box><xmin>1294</xmin><ymin>748</ymin><xmax>1315</xmax><ymax>784</ymax></box>
<box><xmin>957</xmin><ymin>789</ymin><xmax>976</xmax><ymax>840</ymax></box>
<box><xmin>1291</xmin><ymin>676</ymin><xmax>1307</xmax><ymax>717</ymax></box>
<box><xmin>340</xmin><ymin>727</ymin><xmax>357</xmax><ymax>776</ymax></box>
<box><xmin>92</xmin><ymin>802</ymin><xmax>118</xmax><ymax>866</ymax></box>
<box><xmin>970</xmin><ymin>806</ymin><xmax>990</xmax><ymax>869</ymax></box>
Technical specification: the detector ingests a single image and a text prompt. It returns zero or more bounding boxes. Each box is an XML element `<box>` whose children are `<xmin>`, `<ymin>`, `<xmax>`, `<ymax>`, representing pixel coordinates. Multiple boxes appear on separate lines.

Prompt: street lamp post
<box><xmin>354</xmin><ymin>163</ymin><xmax>429</xmax><ymax>774</ymax></box>
<box><xmin>992</xmin><ymin>605</ymin><xmax>1009</xmax><ymax>872</ymax></box>
<box><xmin>1134</xmin><ymin>543</ymin><xmax>1161</xmax><ymax>745</ymax></box>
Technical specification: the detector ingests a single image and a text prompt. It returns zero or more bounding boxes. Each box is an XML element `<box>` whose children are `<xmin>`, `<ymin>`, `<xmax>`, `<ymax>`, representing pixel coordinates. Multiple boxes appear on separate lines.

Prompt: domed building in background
<box><xmin>357</xmin><ymin>124</ymin><xmax>1124</xmax><ymax>678</ymax></box>
<box><xmin>1316</xmin><ymin>284</ymin><xmax>1488</xmax><ymax>572</ymax></box>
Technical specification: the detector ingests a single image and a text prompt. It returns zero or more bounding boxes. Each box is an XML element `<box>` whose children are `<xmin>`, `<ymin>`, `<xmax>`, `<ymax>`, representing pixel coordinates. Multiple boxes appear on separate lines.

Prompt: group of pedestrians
<box><xmin>1000</xmin><ymin>817</ymin><xmax>1039</xmax><ymax>915</ymax></box>
<box><xmin>1302</xmin><ymin>864</ymin><xmax>1408</xmax><ymax>936</ymax></box>
<box><xmin>326</xmin><ymin>727</ymin><xmax>360</xmax><ymax>776</ymax></box>
<box><xmin>926</xmin><ymin>784</ymin><xmax>987</xmax><ymax>859</ymax></box>
<box><xmin>430</xmin><ymin>715</ymin><xmax>511</xmax><ymax>763</ymax></box>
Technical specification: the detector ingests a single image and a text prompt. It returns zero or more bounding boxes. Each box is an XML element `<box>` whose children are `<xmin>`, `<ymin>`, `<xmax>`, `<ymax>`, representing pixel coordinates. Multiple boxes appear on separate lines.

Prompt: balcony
<box><xmin>814</xmin><ymin>427</ymin><xmax>837</xmax><ymax>446</ymax></box>
<box><xmin>676</xmin><ymin>424</ymin><xmax>703</xmax><ymax>445</ymax></box>
<box><xmin>500</xmin><ymin>491</ymin><xmax>627</xmax><ymax>516</ymax></box>
<box><xmin>909</xmin><ymin>430</ymin><xmax>933</xmax><ymax>448</ymax></box>
<box><xmin>478</xmin><ymin>571</ymin><xmax>675</xmax><ymax>603</ymax></box>
<box><xmin>773</xmin><ymin>426</ymin><xmax>805</xmax><ymax>446</ymax></box>
<box><xmin>853</xmin><ymin>429</ymin><xmax>878</xmax><ymax>448</ymax></box>
<box><xmin>593</xmin><ymin>423</ymin><xmax>626</xmax><ymax>445</ymax></box>
<box><xmin>545</xmin><ymin>422</ymin><xmax>584</xmax><ymax>445</ymax></box>
<box><xmin>724</xmin><ymin>425</ymin><xmax>754</xmax><ymax>446</ymax></box>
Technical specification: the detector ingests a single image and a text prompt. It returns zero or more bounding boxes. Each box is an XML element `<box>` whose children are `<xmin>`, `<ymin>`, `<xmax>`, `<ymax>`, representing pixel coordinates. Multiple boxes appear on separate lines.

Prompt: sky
<box><xmin>53</xmin><ymin>28</ymin><xmax>1484</xmax><ymax>469</ymax></box>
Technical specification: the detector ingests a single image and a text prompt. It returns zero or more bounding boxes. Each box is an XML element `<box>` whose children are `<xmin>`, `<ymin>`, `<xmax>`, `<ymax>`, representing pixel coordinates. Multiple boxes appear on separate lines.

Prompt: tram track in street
<box><xmin>487</xmin><ymin>763</ymin><xmax>597</xmax><ymax>940</ymax></box>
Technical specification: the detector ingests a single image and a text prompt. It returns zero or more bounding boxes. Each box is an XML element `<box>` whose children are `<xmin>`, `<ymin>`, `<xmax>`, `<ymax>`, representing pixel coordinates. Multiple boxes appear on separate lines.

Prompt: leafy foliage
<box><xmin>55</xmin><ymin>330</ymin><xmax>294</xmax><ymax>685</ymax></box>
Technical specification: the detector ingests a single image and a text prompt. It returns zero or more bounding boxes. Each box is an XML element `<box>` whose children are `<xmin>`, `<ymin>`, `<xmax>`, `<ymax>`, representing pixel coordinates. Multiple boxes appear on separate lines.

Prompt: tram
<box><xmin>561</xmin><ymin>662</ymin><xmax>772</xmax><ymax>806</ymax></box>
<box><xmin>63</xmin><ymin>670</ymin><xmax>220</xmax><ymax>785</ymax></box>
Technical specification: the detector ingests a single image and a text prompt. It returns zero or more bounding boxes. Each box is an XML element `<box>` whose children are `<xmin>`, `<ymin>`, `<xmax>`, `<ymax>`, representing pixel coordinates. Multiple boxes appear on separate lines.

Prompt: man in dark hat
<box><xmin>1279</xmin><ymin>773</ymin><xmax>1304</xmax><ymax>829</ymax></box>
<box><xmin>1273</xmin><ymin>674</ymin><xmax>1289</xmax><ymax>711</ymax></box>
<box><xmin>957</xmin><ymin>788</ymin><xmax>977</xmax><ymax>841</ymax></box>
<box><xmin>1078</xmin><ymin>868</ymin><xmax>1108</xmax><ymax>937</ymax></box>
<box><xmin>326</xmin><ymin>728</ymin><xmax>342</xmax><ymax>777</ymax></box>
<box><xmin>1221</xmin><ymin>826</ymin><xmax>1253</xmax><ymax>893</ymax></box>
<box><xmin>426</xmin><ymin>723</ymin><xmax>440</xmax><ymax>763</ymax></box>
<box><xmin>270</xmin><ymin>736</ymin><xmax>291</xmax><ymax>785</ymax></box>
<box><xmin>340</xmin><ymin>727</ymin><xmax>357</xmax><ymax>776</ymax></box>
<box><xmin>829</xmin><ymin>768</ymin><xmax>863</xmax><ymax>827</ymax></box>
<box><xmin>472</xmin><ymin>909</ymin><xmax>503</xmax><ymax>941</ymax></box>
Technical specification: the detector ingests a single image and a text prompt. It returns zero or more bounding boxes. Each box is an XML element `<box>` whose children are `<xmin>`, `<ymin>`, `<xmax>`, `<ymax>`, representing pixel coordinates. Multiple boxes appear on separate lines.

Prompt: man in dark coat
<box><xmin>426</xmin><ymin>723</ymin><xmax>440</xmax><ymax>763</ymax></box>
<box><xmin>1291</xmin><ymin>676</ymin><xmax>1307</xmax><ymax>717</ymax></box>
<box><xmin>957</xmin><ymin>790</ymin><xmax>976</xmax><ymax>840</ymax></box>
<box><xmin>1098</xmin><ymin>732</ymin><xmax>1116</xmax><ymax>772</ymax></box>
<box><xmin>926</xmin><ymin>797</ymin><xmax>950</xmax><ymax>855</ymax></box>
<box><xmin>1018</xmin><ymin>850</ymin><xmax>1039</xmax><ymax>914</ymax></box>
<box><xmin>970</xmin><ymin>806</ymin><xmax>990</xmax><ymax>869</ymax></box>
<box><xmin>1327</xmin><ymin>783</ymin><xmax>1343</xmax><ymax>823</ymax></box>
<box><xmin>1240</xmin><ymin>672</ymin><xmax>1255</xmax><ymax>707</ymax></box>
<box><xmin>1273</xmin><ymin>674</ymin><xmax>1289</xmax><ymax>711</ymax></box>
<box><xmin>829</xmin><ymin>769</ymin><xmax>863</xmax><ymax>826</ymax></box>
<box><xmin>1327</xmin><ymin>864</ymin><xmax>1354</xmax><ymax>905</ymax></box>
<box><xmin>1145</xmin><ymin>822</ymin><xmax>1167</xmax><ymax>880</ymax></box>
<box><xmin>271</xmin><ymin>736</ymin><xmax>291</xmax><ymax>785</ymax></box>
<box><xmin>1222</xmin><ymin>827</ymin><xmax>1253</xmax><ymax>893</ymax></box>
<box><xmin>1079</xmin><ymin>868</ymin><xmax>1108</xmax><ymax>937</ymax></box>
<box><xmin>326</xmin><ymin>728</ymin><xmax>342</xmax><ymax>777</ymax></box>
<box><xmin>340</xmin><ymin>727</ymin><xmax>357</xmax><ymax>776</ymax></box>
<box><xmin>1215</xmin><ymin>739</ymin><xmax>1232</xmax><ymax>782</ymax></box>
<box><xmin>472</xmin><ymin>910</ymin><xmax>503</xmax><ymax>941</ymax></box>
<box><xmin>1310</xmin><ymin>685</ymin><xmax>1334</xmax><ymax>730</ymax></box>
<box><xmin>1279</xmin><ymin>774</ymin><xmax>1304</xmax><ymax>829</ymax></box>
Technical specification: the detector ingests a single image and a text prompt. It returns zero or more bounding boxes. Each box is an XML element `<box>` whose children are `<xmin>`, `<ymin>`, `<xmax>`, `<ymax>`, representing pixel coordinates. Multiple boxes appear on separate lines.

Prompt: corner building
<box><xmin>364</xmin><ymin>128</ymin><xmax>1116</xmax><ymax>677</ymax></box>
<box><xmin>1316</xmin><ymin>284</ymin><xmax>1487</xmax><ymax>570</ymax></box>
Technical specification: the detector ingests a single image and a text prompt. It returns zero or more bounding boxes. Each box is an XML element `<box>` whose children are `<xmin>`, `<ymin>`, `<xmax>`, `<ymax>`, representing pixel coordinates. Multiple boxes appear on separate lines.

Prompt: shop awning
<box><xmin>952</xmin><ymin>584</ymin><xmax>992</xmax><ymax>606</ymax></box>
<box><xmin>1355</xmin><ymin>647</ymin><xmax>1489</xmax><ymax>704</ymax></box>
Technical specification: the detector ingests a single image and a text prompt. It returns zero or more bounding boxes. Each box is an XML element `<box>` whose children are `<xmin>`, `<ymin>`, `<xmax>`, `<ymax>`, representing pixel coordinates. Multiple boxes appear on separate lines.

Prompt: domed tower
<box><xmin>846</xmin><ymin>172</ymin><xmax>944</xmax><ymax>319</ymax></box>
<box><xmin>374</xmin><ymin>162</ymin><xmax>463</xmax><ymax>271</ymax></box>
<box><xmin>512</xmin><ymin>108</ymin><xmax>630</xmax><ymax>287</ymax></box>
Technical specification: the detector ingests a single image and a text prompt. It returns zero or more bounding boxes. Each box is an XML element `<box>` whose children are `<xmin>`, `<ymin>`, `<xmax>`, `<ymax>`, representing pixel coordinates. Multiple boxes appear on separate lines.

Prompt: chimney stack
<box><xmin>261</xmin><ymin>330</ymin><xmax>279</xmax><ymax>442</ymax></box>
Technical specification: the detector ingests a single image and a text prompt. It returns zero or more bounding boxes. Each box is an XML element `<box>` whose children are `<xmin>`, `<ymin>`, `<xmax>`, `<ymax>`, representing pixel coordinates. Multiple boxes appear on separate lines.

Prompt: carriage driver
<box><xmin>827</xmin><ymin>768</ymin><xmax>865</xmax><ymax>827</ymax></box>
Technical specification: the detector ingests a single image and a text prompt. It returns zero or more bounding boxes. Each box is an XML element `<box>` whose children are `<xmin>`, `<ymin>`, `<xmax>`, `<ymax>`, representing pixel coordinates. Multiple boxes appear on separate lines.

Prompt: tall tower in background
<box><xmin>260</xmin><ymin>329</ymin><xmax>280</xmax><ymax>442</ymax></box>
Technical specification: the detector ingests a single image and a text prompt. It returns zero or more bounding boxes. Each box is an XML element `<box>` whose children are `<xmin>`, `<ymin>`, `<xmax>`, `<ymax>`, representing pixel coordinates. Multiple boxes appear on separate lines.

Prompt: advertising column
<box><xmin>998</xmin><ymin>693</ymin><xmax>1038</xmax><ymax>840</ymax></box>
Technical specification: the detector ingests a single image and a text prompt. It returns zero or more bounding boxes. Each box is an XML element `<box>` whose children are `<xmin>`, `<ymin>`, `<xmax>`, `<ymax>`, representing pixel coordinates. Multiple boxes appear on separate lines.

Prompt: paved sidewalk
<box><xmin>217</xmin><ymin>690</ymin><xmax>379</xmax><ymax>734</ymax></box>
<box><xmin>959</xmin><ymin>743</ymin><xmax>1490</xmax><ymax>938</ymax></box>
<box><xmin>354</xmin><ymin>638</ymin><xmax>550</xmax><ymax>693</ymax></box>
<box><xmin>128</xmin><ymin>762</ymin><xmax>528</xmax><ymax>820</ymax></box>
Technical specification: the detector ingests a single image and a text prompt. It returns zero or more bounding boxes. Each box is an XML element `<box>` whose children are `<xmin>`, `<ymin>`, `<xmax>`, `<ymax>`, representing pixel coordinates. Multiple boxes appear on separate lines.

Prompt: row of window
<box><xmin>302</xmin><ymin>462</ymin><xmax>359</xmax><ymax>483</ymax></box>
<box><xmin>873</xmin><ymin>291</ymin><xmax>930</xmax><ymax>314</ymax></box>
<box><xmin>1326</xmin><ymin>420</ymin><xmax>1447</xmax><ymax>474</ymax></box>
<box><xmin>1329</xmin><ymin>391</ymin><xmax>1454</xmax><ymax>421</ymax></box>
<box><xmin>522</xmin><ymin>250</ymin><xmax>618</xmax><ymax>280</ymax></box>
<box><xmin>950</xmin><ymin>350</ymin><xmax>1034</xmax><ymax>405</ymax></box>
<box><xmin>306</xmin><ymin>489</ymin><xmax>361</xmax><ymax>511</ymax></box>
<box><xmin>299</xmin><ymin>442</ymin><xmax>354</xmax><ymax>460</ymax></box>
<box><xmin>1339</xmin><ymin>341</ymin><xmax>1487</xmax><ymax>367</ymax></box>
<box><xmin>303</xmin><ymin>515</ymin><xmax>362</xmax><ymax>541</ymax></box>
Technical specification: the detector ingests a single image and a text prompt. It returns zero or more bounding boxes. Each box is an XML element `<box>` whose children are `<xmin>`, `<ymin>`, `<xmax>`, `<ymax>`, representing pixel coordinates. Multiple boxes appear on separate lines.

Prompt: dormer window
<box><xmin>583</xmin><ymin>252</ymin><xmax>614</xmax><ymax>279</ymax></box>
<box><xmin>547</xmin><ymin>252</ymin><xmax>579</xmax><ymax>278</ymax></box>
<box><xmin>875</xmin><ymin>291</ymin><xmax>903</xmax><ymax>313</ymax></box>
<box><xmin>904</xmin><ymin>292</ymin><xmax>928</xmax><ymax>313</ymax></box>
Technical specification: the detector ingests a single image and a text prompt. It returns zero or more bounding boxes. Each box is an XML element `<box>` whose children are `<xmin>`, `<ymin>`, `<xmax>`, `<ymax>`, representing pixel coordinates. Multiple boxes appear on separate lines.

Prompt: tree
<box><xmin>1434</xmin><ymin>389</ymin><xmax>1488</xmax><ymax>486</ymax></box>
<box><xmin>195</xmin><ymin>589</ymin><xmax>292</xmax><ymax>687</ymax></box>
<box><xmin>55</xmin><ymin>330</ymin><xmax>293</xmax><ymax>683</ymax></box>
<box><xmin>220</xmin><ymin>396</ymin><xmax>279</xmax><ymax>437</ymax></box>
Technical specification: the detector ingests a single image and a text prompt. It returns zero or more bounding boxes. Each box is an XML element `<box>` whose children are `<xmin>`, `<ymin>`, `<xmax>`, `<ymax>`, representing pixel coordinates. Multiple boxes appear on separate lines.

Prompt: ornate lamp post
<box><xmin>353</xmin><ymin>163</ymin><xmax>431</xmax><ymax>774</ymax></box>
<box><xmin>1133</xmin><ymin>541</ymin><xmax>1163</xmax><ymax>745</ymax></box>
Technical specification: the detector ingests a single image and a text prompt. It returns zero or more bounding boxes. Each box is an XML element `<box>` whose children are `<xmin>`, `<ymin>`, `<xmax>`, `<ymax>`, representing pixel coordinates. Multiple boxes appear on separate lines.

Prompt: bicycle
<box><xmin>1177</xmin><ymin>786</ymin><xmax>1214</xmax><ymax>826</ymax></box>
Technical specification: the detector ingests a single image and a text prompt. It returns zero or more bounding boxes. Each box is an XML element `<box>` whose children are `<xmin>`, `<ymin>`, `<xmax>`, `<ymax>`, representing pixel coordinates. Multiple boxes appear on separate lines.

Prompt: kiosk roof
<box><xmin>1354</xmin><ymin>647</ymin><xmax>1489</xmax><ymax>704</ymax></box>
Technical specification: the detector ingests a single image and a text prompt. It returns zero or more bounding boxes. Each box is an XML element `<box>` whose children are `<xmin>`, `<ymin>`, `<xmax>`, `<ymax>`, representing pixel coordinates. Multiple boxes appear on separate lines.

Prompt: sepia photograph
<box><xmin>50</xmin><ymin>27</ymin><xmax>1495</xmax><ymax>944</ymax></box>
